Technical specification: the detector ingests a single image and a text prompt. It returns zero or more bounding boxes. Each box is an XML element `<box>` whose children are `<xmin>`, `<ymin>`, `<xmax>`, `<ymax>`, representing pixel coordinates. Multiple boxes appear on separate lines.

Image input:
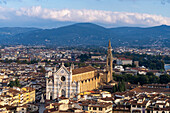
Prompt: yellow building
<box><xmin>21</xmin><ymin>87</ymin><xmax>35</xmax><ymax>105</ymax></box>
<box><xmin>72</xmin><ymin>66</ymin><xmax>100</xmax><ymax>93</ymax></box>
<box><xmin>0</xmin><ymin>87</ymin><xmax>35</xmax><ymax>106</ymax></box>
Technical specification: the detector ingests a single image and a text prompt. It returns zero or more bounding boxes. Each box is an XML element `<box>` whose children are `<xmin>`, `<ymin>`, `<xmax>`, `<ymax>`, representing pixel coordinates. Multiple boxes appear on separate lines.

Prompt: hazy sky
<box><xmin>0</xmin><ymin>0</ymin><xmax>170</xmax><ymax>28</ymax></box>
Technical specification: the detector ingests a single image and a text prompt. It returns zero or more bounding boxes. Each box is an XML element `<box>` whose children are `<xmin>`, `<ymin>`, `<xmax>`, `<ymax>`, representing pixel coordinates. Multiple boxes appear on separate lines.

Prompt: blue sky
<box><xmin>0</xmin><ymin>0</ymin><xmax>170</xmax><ymax>28</ymax></box>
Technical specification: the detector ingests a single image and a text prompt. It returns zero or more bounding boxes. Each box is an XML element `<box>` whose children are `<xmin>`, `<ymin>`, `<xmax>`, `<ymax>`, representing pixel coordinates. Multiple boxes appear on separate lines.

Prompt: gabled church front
<box><xmin>46</xmin><ymin>40</ymin><xmax>113</xmax><ymax>100</ymax></box>
<box><xmin>46</xmin><ymin>63</ymin><xmax>80</xmax><ymax>99</ymax></box>
<box><xmin>46</xmin><ymin>63</ymin><xmax>100</xmax><ymax>99</ymax></box>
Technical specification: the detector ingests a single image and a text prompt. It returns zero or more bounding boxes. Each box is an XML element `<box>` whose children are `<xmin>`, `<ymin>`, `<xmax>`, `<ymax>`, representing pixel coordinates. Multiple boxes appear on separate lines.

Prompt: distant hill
<box><xmin>0</xmin><ymin>27</ymin><xmax>40</xmax><ymax>44</ymax></box>
<box><xmin>0</xmin><ymin>23</ymin><xmax>169</xmax><ymax>47</ymax></box>
<box><xmin>0</xmin><ymin>27</ymin><xmax>39</xmax><ymax>37</ymax></box>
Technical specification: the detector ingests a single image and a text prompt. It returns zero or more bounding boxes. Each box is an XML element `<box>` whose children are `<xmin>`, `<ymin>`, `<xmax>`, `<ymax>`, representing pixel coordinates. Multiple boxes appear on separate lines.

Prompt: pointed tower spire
<box><xmin>70</xmin><ymin>65</ymin><xmax>72</xmax><ymax>73</ymax></box>
<box><xmin>108</xmin><ymin>40</ymin><xmax>111</xmax><ymax>49</ymax></box>
<box><xmin>106</xmin><ymin>40</ymin><xmax>113</xmax><ymax>83</ymax></box>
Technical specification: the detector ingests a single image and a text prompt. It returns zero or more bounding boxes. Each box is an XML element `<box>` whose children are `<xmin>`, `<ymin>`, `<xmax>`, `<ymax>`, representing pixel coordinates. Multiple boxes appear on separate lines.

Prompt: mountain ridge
<box><xmin>0</xmin><ymin>23</ymin><xmax>169</xmax><ymax>47</ymax></box>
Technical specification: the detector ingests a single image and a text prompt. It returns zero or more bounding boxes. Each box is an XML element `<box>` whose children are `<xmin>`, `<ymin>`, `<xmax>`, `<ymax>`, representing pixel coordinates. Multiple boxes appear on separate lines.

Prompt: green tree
<box><xmin>118</xmin><ymin>81</ymin><xmax>126</xmax><ymax>92</ymax></box>
<box><xmin>78</xmin><ymin>54</ymin><xmax>90</xmax><ymax>62</ymax></box>
<box><xmin>121</xmin><ymin>81</ymin><xmax>126</xmax><ymax>91</ymax></box>
<box><xmin>115</xmin><ymin>84</ymin><xmax>118</xmax><ymax>92</ymax></box>
<box><xmin>159</xmin><ymin>74</ymin><xmax>170</xmax><ymax>84</ymax></box>
<box><xmin>64</xmin><ymin>62</ymin><xmax>71</xmax><ymax>67</ymax></box>
<box><xmin>112</xmin><ymin>86</ymin><xmax>116</xmax><ymax>93</ymax></box>
<box><xmin>118</xmin><ymin>82</ymin><xmax>121</xmax><ymax>92</ymax></box>
<box><xmin>137</xmin><ymin>74</ymin><xmax>149</xmax><ymax>85</ymax></box>
<box><xmin>148</xmin><ymin>75</ymin><xmax>159</xmax><ymax>83</ymax></box>
<box><xmin>146</xmin><ymin>72</ymin><xmax>154</xmax><ymax>76</ymax></box>
<box><xmin>39</xmin><ymin>66</ymin><xmax>46</xmax><ymax>74</ymax></box>
<box><xmin>8</xmin><ymin>79</ymin><xmax>21</xmax><ymax>88</ymax></box>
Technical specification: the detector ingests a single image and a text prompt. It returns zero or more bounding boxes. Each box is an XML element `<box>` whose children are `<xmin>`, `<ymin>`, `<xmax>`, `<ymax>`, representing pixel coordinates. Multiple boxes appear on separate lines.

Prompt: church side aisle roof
<box><xmin>72</xmin><ymin>66</ymin><xmax>96</xmax><ymax>75</ymax></box>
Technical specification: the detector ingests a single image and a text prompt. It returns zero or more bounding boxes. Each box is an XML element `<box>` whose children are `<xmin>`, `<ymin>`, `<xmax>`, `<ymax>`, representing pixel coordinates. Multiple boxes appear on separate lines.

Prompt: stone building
<box><xmin>116</xmin><ymin>58</ymin><xmax>132</xmax><ymax>65</ymax></box>
<box><xmin>100</xmin><ymin>40</ymin><xmax>114</xmax><ymax>84</ymax></box>
<box><xmin>46</xmin><ymin>40</ymin><xmax>113</xmax><ymax>99</ymax></box>
<box><xmin>106</xmin><ymin>40</ymin><xmax>113</xmax><ymax>83</ymax></box>
<box><xmin>46</xmin><ymin>64</ymin><xmax>100</xmax><ymax>99</ymax></box>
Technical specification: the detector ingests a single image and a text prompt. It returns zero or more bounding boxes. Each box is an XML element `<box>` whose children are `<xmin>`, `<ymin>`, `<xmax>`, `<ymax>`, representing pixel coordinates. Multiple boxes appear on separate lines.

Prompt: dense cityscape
<box><xmin>0</xmin><ymin>0</ymin><xmax>170</xmax><ymax>113</ymax></box>
<box><xmin>0</xmin><ymin>42</ymin><xmax>169</xmax><ymax>113</ymax></box>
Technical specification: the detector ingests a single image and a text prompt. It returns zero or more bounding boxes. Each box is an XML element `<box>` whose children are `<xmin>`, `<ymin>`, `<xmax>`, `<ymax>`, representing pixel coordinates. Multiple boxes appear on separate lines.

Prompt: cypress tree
<box><xmin>112</xmin><ymin>86</ymin><xmax>116</xmax><ymax>93</ymax></box>
<box><xmin>115</xmin><ymin>84</ymin><xmax>118</xmax><ymax>92</ymax></box>
<box><xmin>118</xmin><ymin>82</ymin><xmax>122</xmax><ymax>92</ymax></box>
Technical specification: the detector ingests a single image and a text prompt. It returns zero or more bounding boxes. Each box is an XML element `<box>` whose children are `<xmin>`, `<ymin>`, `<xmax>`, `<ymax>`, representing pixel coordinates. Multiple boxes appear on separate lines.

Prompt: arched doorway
<box><xmin>50</xmin><ymin>92</ymin><xmax>53</xmax><ymax>100</ymax></box>
<box><xmin>61</xmin><ymin>89</ymin><xmax>66</xmax><ymax>97</ymax></box>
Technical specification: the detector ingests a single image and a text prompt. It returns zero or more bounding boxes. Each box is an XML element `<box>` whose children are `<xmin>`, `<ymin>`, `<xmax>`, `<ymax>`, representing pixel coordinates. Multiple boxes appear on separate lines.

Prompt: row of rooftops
<box><xmin>44</xmin><ymin>87</ymin><xmax>170</xmax><ymax>112</ymax></box>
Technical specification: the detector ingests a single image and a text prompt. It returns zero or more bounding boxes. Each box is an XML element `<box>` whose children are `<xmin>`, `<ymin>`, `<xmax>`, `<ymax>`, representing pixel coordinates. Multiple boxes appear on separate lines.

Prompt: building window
<box><xmin>93</xmin><ymin>107</ymin><xmax>96</xmax><ymax>110</ymax></box>
<box><xmin>99</xmin><ymin>107</ymin><xmax>102</xmax><ymax>111</ymax></box>
<box><xmin>132</xmin><ymin>105</ymin><xmax>136</xmax><ymax>107</ymax></box>
<box><xmin>61</xmin><ymin>76</ymin><xmax>65</xmax><ymax>81</ymax></box>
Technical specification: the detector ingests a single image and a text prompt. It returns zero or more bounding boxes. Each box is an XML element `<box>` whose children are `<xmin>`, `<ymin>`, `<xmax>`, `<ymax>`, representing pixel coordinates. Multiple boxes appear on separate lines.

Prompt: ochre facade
<box><xmin>72</xmin><ymin>66</ymin><xmax>100</xmax><ymax>92</ymax></box>
<box><xmin>46</xmin><ymin>65</ymin><xmax>100</xmax><ymax>99</ymax></box>
<box><xmin>46</xmin><ymin>40</ymin><xmax>112</xmax><ymax>99</ymax></box>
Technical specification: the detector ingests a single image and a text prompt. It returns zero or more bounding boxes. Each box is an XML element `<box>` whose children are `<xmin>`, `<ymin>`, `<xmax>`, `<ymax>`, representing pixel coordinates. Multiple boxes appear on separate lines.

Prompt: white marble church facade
<box><xmin>46</xmin><ymin>64</ymin><xmax>79</xmax><ymax>99</ymax></box>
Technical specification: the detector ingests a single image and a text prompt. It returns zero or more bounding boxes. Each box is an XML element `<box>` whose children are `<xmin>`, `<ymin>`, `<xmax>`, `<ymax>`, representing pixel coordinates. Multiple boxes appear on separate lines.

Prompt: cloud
<box><xmin>0</xmin><ymin>6</ymin><xmax>15</xmax><ymax>20</ymax></box>
<box><xmin>0</xmin><ymin>0</ymin><xmax>7</xmax><ymax>4</ymax></box>
<box><xmin>118</xmin><ymin>0</ymin><xmax>170</xmax><ymax>5</ymax></box>
<box><xmin>161</xmin><ymin>0</ymin><xmax>170</xmax><ymax>5</ymax></box>
<box><xmin>0</xmin><ymin>6</ymin><xmax>170</xmax><ymax>27</ymax></box>
<box><xmin>14</xmin><ymin>6</ymin><xmax>170</xmax><ymax>26</ymax></box>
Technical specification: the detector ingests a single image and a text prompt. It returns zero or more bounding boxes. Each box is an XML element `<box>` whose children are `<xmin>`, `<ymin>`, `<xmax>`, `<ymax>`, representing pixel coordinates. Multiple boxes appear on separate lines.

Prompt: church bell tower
<box><xmin>106</xmin><ymin>40</ymin><xmax>113</xmax><ymax>83</ymax></box>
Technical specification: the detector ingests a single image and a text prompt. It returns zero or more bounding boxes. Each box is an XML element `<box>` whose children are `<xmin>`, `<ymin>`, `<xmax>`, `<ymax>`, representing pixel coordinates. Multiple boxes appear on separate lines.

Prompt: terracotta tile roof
<box><xmin>130</xmin><ymin>87</ymin><xmax>170</xmax><ymax>94</ymax></box>
<box><xmin>100</xmin><ymin>97</ymin><xmax>114</xmax><ymax>101</ymax></box>
<box><xmin>88</xmin><ymin>102</ymin><xmax>112</xmax><ymax>108</ymax></box>
<box><xmin>8</xmin><ymin>88</ymin><xmax>20</xmax><ymax>95</ymax></box>
<box><xmin>72</xmin><ymin>66</ymin><xmax>96</xmax><ymax>75</ymax></box>
<box><xmin>118</xmin><ymin>58</ymin><xmax>132</xmax><ymax>60</ymax></box>
<box><xmin>130</xmin><ymin>100</ymin><xmax>149</xmax><ymax>106</ymax></box>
